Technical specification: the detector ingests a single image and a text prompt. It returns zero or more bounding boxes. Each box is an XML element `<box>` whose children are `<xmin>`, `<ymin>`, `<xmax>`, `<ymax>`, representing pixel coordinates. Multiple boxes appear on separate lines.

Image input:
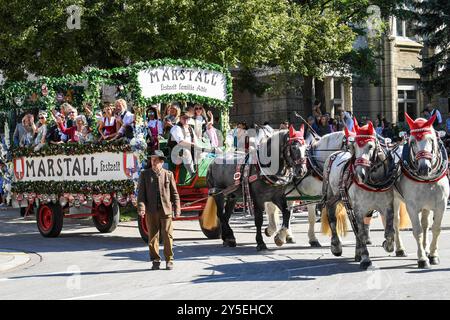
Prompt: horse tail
<box><xmin>321</xmin><ymin>203</ymin><xmax>348</xmax><ymax>237</ymax></box>
<box><xmin>201</xmin><ymin>196</ymin><xmax>218</xmax><ymax>230</ymax></box>
<box><xmin>321</xmin><ymin>206</ymin><xmax>331</xmax><ymax>236</ymax></box>
<box><xmin>204</xmin><ymin>163</ymin><xmax>219</xmax><ymax>229</ymax></box>
<box><xmin>398</xmin><ymin>201</ymin><xmax>411</xmax><ymax>230</ymax></box>
<box><xmin>335</xmin><ymin>202</ymin><xmax>348</xmax><ymax>237</ymax></box>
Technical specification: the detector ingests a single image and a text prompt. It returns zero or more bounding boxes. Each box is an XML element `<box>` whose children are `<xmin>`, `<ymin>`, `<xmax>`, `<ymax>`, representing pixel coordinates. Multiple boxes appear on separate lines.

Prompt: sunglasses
<box><xmin>39</xmin><ymin>117</ymin><xmax>46</xmax><ymax>119</ymax></box>
<box><xmin>195</xmin><ymin>107</ymin><xmax>202</xmax><ymax>110</ymax></box>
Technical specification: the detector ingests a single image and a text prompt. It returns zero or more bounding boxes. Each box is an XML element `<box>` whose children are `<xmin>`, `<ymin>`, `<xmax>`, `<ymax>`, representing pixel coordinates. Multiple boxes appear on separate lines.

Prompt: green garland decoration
<box><xmin>11</xmin><ymin>180</ymin><xmax>135</xmax><ymax>195</ymax></box>
<box><xmin>11</xmin><ymin>141</ymin><xmax>131</xmax><ymax>158</ymax></box>
<box><xmin>0</xmin><ymin>58</ymin><xmax>233</xmax><ymax>111</ymax></box>
<box><xmin>0</xmin><ymin>74</ymin><xmax>88</xmax><ymax>110</ymax></box>
<box><xmin>0</xmin><ymin>58</ymin><xmax>233</xmax><ymax>144</ymax></box>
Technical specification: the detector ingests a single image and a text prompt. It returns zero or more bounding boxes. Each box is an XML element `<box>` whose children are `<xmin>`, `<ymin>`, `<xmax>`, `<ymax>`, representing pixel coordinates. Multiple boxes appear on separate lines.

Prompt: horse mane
<box><xmin>312</xmin><ymin>131</ymin><xmax>346</xmax><ymax>151</ymax></box>
<box><xmin>258</xmin><ymin>129</ymin><xmax>289</xmax><ymax>176</ymax></box>
<box><xmin>310</xmin><ymin>131</ymin><xmax>346</xmax><ymax>171</ymax></box>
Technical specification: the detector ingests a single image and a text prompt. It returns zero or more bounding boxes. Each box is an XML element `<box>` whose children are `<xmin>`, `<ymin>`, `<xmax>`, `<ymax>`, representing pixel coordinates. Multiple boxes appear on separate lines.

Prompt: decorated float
<box><xmin>0</xmin><ymin>59</ymin><xmax>232</xmax><ymax>240</ymax></box>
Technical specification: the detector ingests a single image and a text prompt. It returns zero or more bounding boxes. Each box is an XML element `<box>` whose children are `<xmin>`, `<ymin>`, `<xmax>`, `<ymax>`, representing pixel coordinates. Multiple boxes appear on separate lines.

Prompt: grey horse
<box><xmin>322</xmin><ymin>120</ymin><xmax>396</xmax><ymax>270</ymax></box>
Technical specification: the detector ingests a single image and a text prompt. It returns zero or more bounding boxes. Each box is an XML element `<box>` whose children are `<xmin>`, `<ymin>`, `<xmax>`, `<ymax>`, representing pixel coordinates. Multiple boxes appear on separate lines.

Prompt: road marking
<box><xmin>38</xmin><ymin>270</ymin><xmax>84</xmax><ymax>276</ymax></box>
<box><xmin>287</xmin><ymin>263</ymin><xmax>339</xmax><ymax>272</ymax></box>
<box><xmin>61</xmin><ymin>293</ymin><xmax>111</xmax><ymax>300</ymax></box>
<box><xmin>194</xmin><ymin>276</ymin><xmax>237</xmax><ymax>283</ymax></box>
<box><xmin>0</xmin><ymin>252</ymin><xmax>28</xmax><ymax>255</ymax></box>
<box><xmin>0</xmin><ymin>252</ymin><xmax>31</xmax><ymax>272</ymax></box>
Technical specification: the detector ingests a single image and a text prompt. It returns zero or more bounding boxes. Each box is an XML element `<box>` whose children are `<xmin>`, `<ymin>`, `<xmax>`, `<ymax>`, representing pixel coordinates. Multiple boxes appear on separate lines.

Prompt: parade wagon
<box><xmin>0</xmin><ymin>58</ymin><xmax>233</xmax><ymax>240</ymax></box>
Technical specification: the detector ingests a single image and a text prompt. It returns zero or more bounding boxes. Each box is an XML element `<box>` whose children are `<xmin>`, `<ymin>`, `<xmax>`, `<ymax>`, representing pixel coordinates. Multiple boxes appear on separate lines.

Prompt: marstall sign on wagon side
<box><xmin>137</xmin><ymin>66</ymin><xmax>228</xmax><ymax>102</ymax></box>
<box><xmin>13</xmin><ymin>152</ymin><xmax>138</xmax><ymax>182</ymax></box>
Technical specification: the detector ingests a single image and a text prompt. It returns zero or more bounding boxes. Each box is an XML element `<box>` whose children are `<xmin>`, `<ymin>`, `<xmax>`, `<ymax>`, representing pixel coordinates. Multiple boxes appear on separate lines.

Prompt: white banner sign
<box><xmin>13</xmin><ymin>152</ymin><xmax>137</xmax><ymax>182</ymax></box>
<box><xmin>137</xmin><ymin>66</ymin><xmax>228</xmax><ymax>102</ymax></box>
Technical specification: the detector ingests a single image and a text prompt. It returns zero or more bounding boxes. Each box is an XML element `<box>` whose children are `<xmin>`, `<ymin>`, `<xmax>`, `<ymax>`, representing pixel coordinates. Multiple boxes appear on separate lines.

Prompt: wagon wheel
<box><xmin>36</xmin><ymin>203</ymin><xmax>64</xmax><ymax>237</ymax></box>
<box><xmin>92</xmin><ymin>201</ymin><xmax>120</xmax><ymax>233</ymax></box>
<box><xmin>199</xmin><ymin>216</ymin><xmax>221</xmax><ymax>239</ymax></box>
<box><xmin>138</xmin><ymin>214</ymin><xmax>149</xmax><ymax>243</ymax></box>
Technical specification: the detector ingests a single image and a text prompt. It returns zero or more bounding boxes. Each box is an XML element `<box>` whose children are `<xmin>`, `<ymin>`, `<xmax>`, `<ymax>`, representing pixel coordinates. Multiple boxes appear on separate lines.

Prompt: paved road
<box><xmin>1</xmin><ymin>207</ymin><xmax>450</xmax><ymax>300</ymax></box>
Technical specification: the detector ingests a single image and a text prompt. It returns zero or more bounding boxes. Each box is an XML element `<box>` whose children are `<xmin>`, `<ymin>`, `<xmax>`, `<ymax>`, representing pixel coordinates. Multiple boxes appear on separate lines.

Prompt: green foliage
<box><xmin>11</xmin><ymin>140</ymin><xmax>131</xmax><ymax>158</ymax></box>
<box><xmin>119</xmin><ymin>204</ymin><xmax>138</xmax><ymax>222</ymax></box>
<box><xmin>340</xmin><ymin>48</ymin><xmax>382</xmax><ymax>86</ymax></box>
<box><xmin>408</xmin><ymin>0</ymin><xmax>450</xmax><ymax>96</ymax></box>
<box><xmin>0</xmin><ymin>0</ymin><xmax>406</xmax><ymax>91</ymax></box>
<box><xmin>0</xmin><ymin>58</ymin><xmax>233</xmax><ymax>111</ymax></box>
<box><xmin>11</xmin><ymin>180</ymin><xmax>135</xmax><ymax>195</ymax></box>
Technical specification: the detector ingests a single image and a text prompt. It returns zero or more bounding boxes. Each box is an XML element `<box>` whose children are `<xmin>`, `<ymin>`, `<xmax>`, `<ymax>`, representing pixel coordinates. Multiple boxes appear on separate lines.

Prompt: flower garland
<box><xmin>11</xmin><ymin>141</ymin><xmax>131</xmax><ymax>158</ymax></box>
<box><xmin>11</xmin><ymin>180</ymin><xmax>135</xmax><ymax>195</ymax></box>
<box><xmin>0</xmin><ymin>58</ymin><xmax>233</xmax><ymax>146</ymax></box>
<box><xmin>0</xmin><ymin>58</ymin><xmax>233</xmax><ymax>111</ymax></box>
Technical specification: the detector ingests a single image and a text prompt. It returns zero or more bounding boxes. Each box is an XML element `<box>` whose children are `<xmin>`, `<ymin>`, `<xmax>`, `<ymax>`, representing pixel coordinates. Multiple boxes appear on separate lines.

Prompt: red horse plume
<box><xmin>405</xmin><ymin>112</ymin><xmax>436</xmax><ymax>140</ymax></box>
<box><xmin>351</xmin><ymin>117</ymin><xmax>376</xmax><ymax>147</ymax></box>
<box><xmin>345</xmin><ymin>124</ymin><xmax>356</xmax><ymax>138</ymax></box>
<box><xmin>289</xmin><ymin>124</ymin><xmax>305</xmax><ymax>142</ymax></box>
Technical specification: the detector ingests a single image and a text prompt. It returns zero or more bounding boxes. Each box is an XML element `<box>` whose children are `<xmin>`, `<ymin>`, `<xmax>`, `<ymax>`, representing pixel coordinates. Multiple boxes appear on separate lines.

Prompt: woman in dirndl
<box><xmin>147</xmin><ymin>106</ymin><xmax>163</xmax><ymax>153</ymax></box>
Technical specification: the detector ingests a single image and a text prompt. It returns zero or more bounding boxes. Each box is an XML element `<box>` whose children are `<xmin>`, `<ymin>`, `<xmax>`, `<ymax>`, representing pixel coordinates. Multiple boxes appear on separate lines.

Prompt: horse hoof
<box><xmin>331</xmin><ymin>245</ymin><xmax>342</xmax><ymax>257</ymax></box>
<box><xmin>274</xmin><ymin>235</ymin><xmax>284</xmax><ymax>247</ymax></box>
<box><xmin>418</xmin><ymin>260</ymin><xmax>431</xmax><ymax>269</ymax></box>
<box><xmin>257</xmin><ymin>243</ymin><xmax>268</xmax><ymax>251</ymax></box>
<box><xmin>331</xmin><ymin>241</ymin><xmax>342</xmax><ymax>256</ymax></box>
<box><xmin>264</xmin><ymin>228</ymin><xmax>273</xmax><ymax>237</ymax></box>
<box><xmin>355</xmin><ymin>255</ymin><xmax>362</xmax><ymax>262</ymax></box>
<box><xmin>223</xmin><ymin>239</ymin><xmax>236</xmax><ymax>247</ymax></box>
<box><xmin>332</xmin><ymin>250</ymin><xmax>342</xmax><ymax>257</ymax></box>
<box><xmin>382</xmin><ymin>240</ymin><xmax>394</xmax><ymax>253</ymax></box>
<box><xmin>286</xmin><ymin>236</ymin><xmax>296</xmax><ymax>244</ymax></box>
<box><xmin>360</xmin><ymin>260</ymin><xmax>372</xmax><ymax>270</ymax></box>
<box><xmin>395</xmin><ymin>250</ymin><xmax>408</xmax><ymax>257</ymax></box>
<box><xmin>428</xmin><ymin>255</ymin><xmax>440</xmax><ymax>265</ymax></box>
<box><xmin>309</xmin><ymin>240</ymin><xmax>322</xmax><ymax>248</ymax></box>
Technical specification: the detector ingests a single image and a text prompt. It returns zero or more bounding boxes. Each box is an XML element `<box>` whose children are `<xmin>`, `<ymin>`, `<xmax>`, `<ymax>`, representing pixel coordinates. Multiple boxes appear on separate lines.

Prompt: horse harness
<box><xmin>321</xmin><ymin>152</ymin><xmax>359</xmax><ymax>237</ymax></box>
<box><xmin>321</xmin><ymin>142</ymin><xmax>400</xmax><ymax>237</ymax></box>
<box><xmin>231</xmin><ymin>136</ymin><xmax>305</xmax><ymax>215</ymax></box>
<box><xmin>285</xmin><ymin>136</ymin><xmax>349</xmax><ymax>197</ymax></box>
<box><xmin>306</xmin><ymin>135</ymin><xmax>349</xmax><ymax>181</ymax></box>
<box><xmin>400</xmin><ymin>139</ymin><xmax>449</xmax><ymax>183</ymax></box>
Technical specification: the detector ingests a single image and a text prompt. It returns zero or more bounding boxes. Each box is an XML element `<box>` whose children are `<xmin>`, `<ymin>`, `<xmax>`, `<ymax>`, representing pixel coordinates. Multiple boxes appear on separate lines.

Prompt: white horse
<box><xmin>264</xmin><ymin>131</ymin><xmax>347</xmax><ymax>247</ymax></box>
<box><xmin>322</xmin><ymin>119</ymin><xmax>396</xmax><ymax>270</ymax></box>
<box><xmin>394</xmin><ymin>113</ymin><xmax>449</xmax><ymax>268</ymax></box>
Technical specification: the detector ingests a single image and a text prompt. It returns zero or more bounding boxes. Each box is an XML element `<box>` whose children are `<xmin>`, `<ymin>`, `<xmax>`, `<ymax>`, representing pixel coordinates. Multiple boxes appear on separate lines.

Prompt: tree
<box><xmin>410</xmin><ymin>0</ymin><xmax>450</xmax><ymax>97</ymax></box>
<box><xmin>0</xmin><ymin>0</ymin><xmax>128</xmax><ymax>80</ymax></box>
<box><xmin>0</xmin><ymin>0</ymin><xmax>405</xmax><ymax>93</ymax></box>
<box><xmin>0</xmin><ymin>0</ymin><xmax>296</xmax><ymax>80</ymax></box>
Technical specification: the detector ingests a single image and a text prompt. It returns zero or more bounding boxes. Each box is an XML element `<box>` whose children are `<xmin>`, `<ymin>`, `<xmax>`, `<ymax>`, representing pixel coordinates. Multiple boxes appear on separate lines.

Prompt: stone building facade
<box><xmin>352</xmin><ymin>16</ymin><xmax>432</xmax><ymax>126</ymax></box>
<box><xmin>231</xmin><ymin>16</ymin><xmax>449</xmax><ymax>128</ymax></box>
<box><xmin>229</xmin><ymin>71</ymin><xmax>305</xmax><ymax>128</ymax></box>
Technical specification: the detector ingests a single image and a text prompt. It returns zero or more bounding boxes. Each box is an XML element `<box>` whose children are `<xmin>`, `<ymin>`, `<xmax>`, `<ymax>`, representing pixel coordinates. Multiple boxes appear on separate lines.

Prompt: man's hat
<box><xmin>148</xmin><ymin>150</ymin><xmax>167</xmax><ymax>161</ymax></box>
<box><xmin>180</xmin><ymin>111</ymin><xmax>191</xmax><ymax>118</ymax></box>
